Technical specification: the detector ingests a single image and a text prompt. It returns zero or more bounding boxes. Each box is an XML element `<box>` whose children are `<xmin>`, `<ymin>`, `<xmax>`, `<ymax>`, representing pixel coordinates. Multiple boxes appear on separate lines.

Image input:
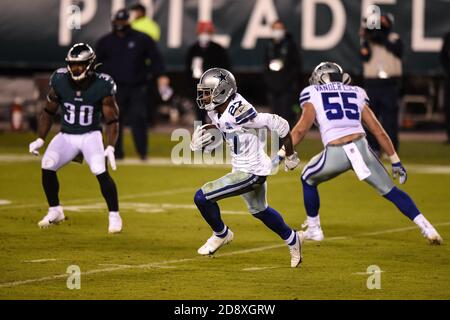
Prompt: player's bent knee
<box><xmin>41</xmin><ymin>151</ymin><xmax>60</xmax><ymax>171</ymax></box>
<box><xmin>301</xmin><ymin>175</ymin><xmax>316</xmax><ymax>187</ymax></box>
<box><xmin>380</xmin><ymin>185</ymin><xmax>395</xmax><ymax>196</ymax></box>
<box><xmin>89</xmin><ymin>155</ymin><xmax>106</xmax><ymax>175</ymax></box>
<box><xmin>249</xmin><ymin>205</ymin><xmax>269</xmax><ymax>215</ymax></box>
<box><xmin>252</xmin><ymin>207</ymin><xmax>271</xmax><ymax>219</ymax></box>
<box><xmin>194</xmin><ymin>189</ymin><xmax>207</xmax><ymax>206</ymax></box>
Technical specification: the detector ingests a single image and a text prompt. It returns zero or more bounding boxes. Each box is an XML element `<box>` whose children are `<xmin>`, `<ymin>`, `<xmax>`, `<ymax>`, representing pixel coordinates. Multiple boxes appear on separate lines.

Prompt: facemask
<box><xmin>198</xmin><ymin>33</ymin><xmax>212</xmax><ymax>47</ymax></box>
<box><xmin>272</xmin><ymin>29</ymin><xmax>285</xmax><ymax>42</ymax></box>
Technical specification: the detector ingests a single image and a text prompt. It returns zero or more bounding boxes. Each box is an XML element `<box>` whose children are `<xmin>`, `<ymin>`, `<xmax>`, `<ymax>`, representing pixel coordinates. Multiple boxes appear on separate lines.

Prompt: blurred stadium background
<box><xmin>0</xmin><ymin>0</ymin><xmax>449</xmax><ymax>133</ymax></box>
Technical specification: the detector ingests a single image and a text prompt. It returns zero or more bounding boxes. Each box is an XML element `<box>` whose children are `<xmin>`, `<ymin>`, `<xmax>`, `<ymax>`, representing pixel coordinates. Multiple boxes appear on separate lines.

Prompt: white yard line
<box><xmin>242</xmin><ymin>266</ymin><xmax>280</xmax><ymax>271</ymax></box>
<box><xmin>0</xmin><ymin>187</ymin><xmax>196</xmax><ymax>211</ymax></box>
<box><xmin>63</xmin><ymin>202</ymin><xmax>249</xmax><ymax>215</ymax></box>
<box><xmin>1</xmin><ymin>222</ymin><xmax>448</xmax><ymax>289</ymax></box>
<box><xmin>23</xmin><ymin>259</ymin><xmax>57</xmax><ymax>263</ymax></box>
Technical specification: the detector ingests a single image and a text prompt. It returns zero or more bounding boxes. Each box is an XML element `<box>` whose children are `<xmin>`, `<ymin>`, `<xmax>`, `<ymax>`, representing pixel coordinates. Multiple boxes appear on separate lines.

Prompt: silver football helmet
<box><xmin>309</xmin><ymin>62</ymin><xmax>351</xmax><ymax>85</ymax></box>
<box><xmin>65</xmin><ymin>43</ymin><xmax>96</xmax><ymax>82</ymax></box>
<box><xmin>196</xmin><ymin>68</ymin><xmax>237</xmax><ymax>111</ymax></box>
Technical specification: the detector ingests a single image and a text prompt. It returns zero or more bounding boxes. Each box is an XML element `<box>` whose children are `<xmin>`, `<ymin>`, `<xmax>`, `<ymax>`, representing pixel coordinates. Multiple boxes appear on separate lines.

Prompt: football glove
<box><xmin>190</xmin><ymin>125</ymin><xmax>213</xmax><ymax>151</ymax></box>
<box><xmin>284</xmin><ymin>151</ymin><xmax>300</xmax><ymax>171</ymax></box>
<box><xmin>392</xmin><ymin>162</ymin><xmax>407</xmax><ymax>184</ymax></box>
<box><xmin>29</xmin><ymin>138</ymin><xmax>44</xmax><ymax>156</ymax></box>
<box><xmin>104</xmin><ymin>145</ymin><xmax>117</xmax><ymax>171</ymax></box>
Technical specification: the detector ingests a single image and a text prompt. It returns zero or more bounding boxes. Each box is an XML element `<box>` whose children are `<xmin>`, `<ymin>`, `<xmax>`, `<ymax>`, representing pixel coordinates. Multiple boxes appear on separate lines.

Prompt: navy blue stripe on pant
<box><xmin>204</xmin><ymin>175</ymin><xmax>264</xmax><ymax>202</ymax></box>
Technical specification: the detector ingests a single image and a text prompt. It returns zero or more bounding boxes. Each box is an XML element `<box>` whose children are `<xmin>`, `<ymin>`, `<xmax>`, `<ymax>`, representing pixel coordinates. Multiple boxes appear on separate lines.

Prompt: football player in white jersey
<box><xmin>190</xmin><ymin>68</ymin><xmax>304</xmax><ymax>267</ymax></box>
<box><xmin>279</xmin><ymin>62</ymin><xmax>442</xmax><ymax>245</ymax></box>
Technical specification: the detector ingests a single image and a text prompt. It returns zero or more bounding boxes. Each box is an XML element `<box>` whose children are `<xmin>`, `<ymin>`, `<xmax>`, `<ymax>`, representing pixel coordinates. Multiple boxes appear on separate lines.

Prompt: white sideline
<box><xmin>1</xmin><ymin>154</ymin><xmax>450</xmax><ymax>172</ymax></box>
<box><xmin>0</xmin><ymin>222</ymin><xmax>448</xmax><ymax>289</ymax></box>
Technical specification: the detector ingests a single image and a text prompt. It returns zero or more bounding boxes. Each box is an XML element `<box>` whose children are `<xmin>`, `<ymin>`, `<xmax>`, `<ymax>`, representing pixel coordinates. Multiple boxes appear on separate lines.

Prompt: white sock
<box><xmin>285</xmin><ymin>230</ymin><xmax>296</xmax><ymax>246</ymax></box>
<box><xmin>214</xmin><ymin>225</ymin><xmax>228</xmax><ymax>237</ymax></box>
<box><xmin>413</xmin><ymin>214</ymin><xmax>432</xmax><ymax>231</ymax></box>
<box><xmin>307</xmin><ymin>215</ymin><xmax>321</xmax><ymax>227</ymax></box>
<box><xmin>49</xmin><ymin>205</ymin><xmax>62</xmax><ymax>212</ymax></box>
<box><xmin>109</xmin><ymin>211</ymin><xmax>120</xmax><ymax>218</ymax></box>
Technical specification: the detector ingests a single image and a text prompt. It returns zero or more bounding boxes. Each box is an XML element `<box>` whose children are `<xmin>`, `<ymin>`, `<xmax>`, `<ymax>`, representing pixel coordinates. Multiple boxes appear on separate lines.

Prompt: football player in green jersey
<box><xmin>29</xmin><ymin>43</ymin><xmax>122</xmax><ymax>233</ymax></box>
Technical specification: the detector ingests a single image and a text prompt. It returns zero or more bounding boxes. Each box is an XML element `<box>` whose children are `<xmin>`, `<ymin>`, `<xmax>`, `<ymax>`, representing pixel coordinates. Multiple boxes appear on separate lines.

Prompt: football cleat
<box><xmin>108</xmin><ymin>213</ymin><xmax>122</xmax><ymax>234</ymax></box>
<box><xmin>197</xmin><ymin>229</ymin><xmax>234</xmax><ymax>255</ymax></box>
<box><xmin>289</xmin><ymin>231</ymin><xmax>305</xmax><ymax>268</ymax></box>
<box><xmin>420</xmin><ymin>225</ymin><xmax>443</xmax><ymax>245</ymax></box>
<box><xmin>38</xmin><ymin>206</ymin><xmax>65</xmax><ymax>228</ymax></box>
<box><xmin>302</xmin><ymin>221</ymin><xmax>324</xmax><ymax>241</ymax></box>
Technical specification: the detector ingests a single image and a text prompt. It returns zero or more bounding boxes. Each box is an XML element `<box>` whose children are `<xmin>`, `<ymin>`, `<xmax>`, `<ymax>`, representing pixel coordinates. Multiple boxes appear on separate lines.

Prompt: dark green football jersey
<box><xmin>50</xmin><ymin>68</ymin><xmax>117</xmax><ymax>134</ymax></box>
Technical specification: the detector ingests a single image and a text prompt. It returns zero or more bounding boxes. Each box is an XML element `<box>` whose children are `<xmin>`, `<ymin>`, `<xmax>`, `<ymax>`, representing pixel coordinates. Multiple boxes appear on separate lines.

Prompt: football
<box><xmin>200</xmin><ymin>124</ymin><xmax>222</xmax><ymax>151</ymax></box>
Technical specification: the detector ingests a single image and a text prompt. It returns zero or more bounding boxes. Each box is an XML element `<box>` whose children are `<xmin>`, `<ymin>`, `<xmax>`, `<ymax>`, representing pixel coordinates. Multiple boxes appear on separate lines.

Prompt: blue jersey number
<box><xmin>321</xmin><ymin>92</ymin><xmax>359</xmax><ymax>121</ymax></box>
<box><xmin>228</xmin><ymin>101</ymin><xmax>242</xmax><ymax>116</ymax></box>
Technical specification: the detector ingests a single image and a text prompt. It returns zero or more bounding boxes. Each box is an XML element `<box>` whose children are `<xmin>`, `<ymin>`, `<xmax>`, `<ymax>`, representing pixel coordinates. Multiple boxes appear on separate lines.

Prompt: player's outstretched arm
<box><xmin>39</xmin><ymin>88</ymin><xmax>59</xmax><ymax>140</ymax></box>
<box><xmin>361</xmin><ymin>106</ymin><xmax>396</xmax><ymax>157</ymax></box>
<box><xmin>291</xmin><ymin>102</ymin><xmax>316</xmax><ymax>147</ymax></box>
<box><xmin>362</xmin><ymin>106</ymin><xmax>407</xmax><ymax>184</ymax></box>
<box><xmin>29</xmin><ymin>87</ymin><xmax>59</xmax><ymax>156</ymax></box>
<box><xmin>102</xmin><ymin>95</ymin><xmax>120</xmax><ymax>170</ymax></box>
<box><xmin>102</xmin><ymin>95</ymin><xmax>120</xmax><ymax>147</ymax></box>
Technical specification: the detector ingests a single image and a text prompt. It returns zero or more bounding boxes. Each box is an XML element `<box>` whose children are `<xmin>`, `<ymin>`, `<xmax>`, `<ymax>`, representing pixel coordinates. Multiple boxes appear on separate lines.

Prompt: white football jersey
<box><xmin>207</xmin><ymin>93</ymin><xmax>289</xmax><ymax>176</ymax></box>
<box><xmin>299</xmin><ymin>82</ymin><xmax>369</xmax><ymax>146</ymax></box>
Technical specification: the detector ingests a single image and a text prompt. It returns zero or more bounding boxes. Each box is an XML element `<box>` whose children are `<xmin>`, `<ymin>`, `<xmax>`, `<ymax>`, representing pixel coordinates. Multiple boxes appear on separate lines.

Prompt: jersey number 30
<box><xmin>321</xmin><ymin>92</ymin><xmax>359</xmax><ymax>121</ymax></box>
<box><xmin>64</xmin><ymin>103</ymin><xmax>94</xmax><ymax>126</ymax></box>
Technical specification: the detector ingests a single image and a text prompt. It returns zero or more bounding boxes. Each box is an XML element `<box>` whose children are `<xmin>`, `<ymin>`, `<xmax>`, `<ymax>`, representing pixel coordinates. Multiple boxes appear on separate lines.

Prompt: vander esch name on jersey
<box><xmin>314</xmin><ymin>82</ymin><xmax>359</xmax><ymax>92</ymax></box>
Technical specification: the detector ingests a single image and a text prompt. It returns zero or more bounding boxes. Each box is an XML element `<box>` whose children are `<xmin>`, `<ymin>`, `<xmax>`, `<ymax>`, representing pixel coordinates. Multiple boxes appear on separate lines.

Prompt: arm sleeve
<box><xmin>243</xmin><ymin>113</ymin><xmax>290</xmax><ymax>138</ymax></box>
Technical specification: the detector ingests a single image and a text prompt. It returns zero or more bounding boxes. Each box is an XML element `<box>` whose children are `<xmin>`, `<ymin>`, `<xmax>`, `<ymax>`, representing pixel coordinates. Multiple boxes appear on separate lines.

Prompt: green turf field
<box><xmin>0</xmin><ymin>131</ymin><xmax>449</xmax><ymax>299</ymax></box>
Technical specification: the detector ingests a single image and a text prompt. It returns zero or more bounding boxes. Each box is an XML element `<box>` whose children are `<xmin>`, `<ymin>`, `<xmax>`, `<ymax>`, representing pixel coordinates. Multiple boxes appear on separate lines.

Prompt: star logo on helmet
<box><xmin>214</xmin><ymin>71</ymin><xmax>228</xmax><ymax>84</ymax></box>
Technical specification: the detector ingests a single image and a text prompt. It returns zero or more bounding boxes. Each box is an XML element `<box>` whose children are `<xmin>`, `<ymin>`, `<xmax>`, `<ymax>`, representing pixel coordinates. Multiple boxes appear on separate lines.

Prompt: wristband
<box><xmin>277</xmin><ymin>146</ymin><xmax>286</xmax><ymax>158</ymax></box>
<box><xmin>389</xmin><ymin>153</ymin><xmax>400</xmax><ymax>164</ymax></box>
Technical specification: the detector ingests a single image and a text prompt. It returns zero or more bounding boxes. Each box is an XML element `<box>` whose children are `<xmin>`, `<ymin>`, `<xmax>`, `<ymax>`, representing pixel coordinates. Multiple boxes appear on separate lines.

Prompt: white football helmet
<box><xmin>309</xmin><ymin>61</ymin><xmax>351</xmax><ymax>86</ymax></box>
<box><xmin>196</xmin><ymin>68</ymin><xmax>237</xmax><ymax>111</ymax></box>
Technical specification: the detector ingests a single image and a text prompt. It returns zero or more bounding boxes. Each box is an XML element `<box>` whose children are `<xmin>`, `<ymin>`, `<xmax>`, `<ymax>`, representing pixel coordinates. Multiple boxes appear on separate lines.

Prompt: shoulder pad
<box><xmin>97</xmin><ymin>73</ymin><xmax>117</xmax><ymax>96</ymax></box>
<box><xmin>299</xmin><ymin>86</ymin><xmax>313</xmax><ymax>107</ymax></box>
<box><xmin>49</xmin><ymin>68</ymin><xmax>68</xmax><ymax>87</ymax></box>
<box><xmin>232</xmin><ymin>102</ymin><xmax>257</xmax><ymax>125</ymax></box>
